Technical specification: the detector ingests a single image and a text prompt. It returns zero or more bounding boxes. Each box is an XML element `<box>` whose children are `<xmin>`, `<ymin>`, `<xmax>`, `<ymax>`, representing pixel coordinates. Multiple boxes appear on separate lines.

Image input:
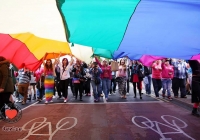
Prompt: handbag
<box><xmin>138</xmin><ymin>70</ymin><xmax>145</xmax><ymax>79</ymax></box>
<box><xmin>72</xmin><ymin>78</ymin><xmax>80</xmax><ymax>83</ymax></box>
<box><xmin>111</xmin><ymin>61</ymin><xmax>119</xmax><ymax>71</ymax></box>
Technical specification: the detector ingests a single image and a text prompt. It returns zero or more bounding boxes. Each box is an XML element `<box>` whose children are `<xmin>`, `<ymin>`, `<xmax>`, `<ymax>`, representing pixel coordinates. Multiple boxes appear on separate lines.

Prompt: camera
<box><xmin>93</xmin><ymin>62</ymin><xmax>98</xmax><ymax>68</ymax></box>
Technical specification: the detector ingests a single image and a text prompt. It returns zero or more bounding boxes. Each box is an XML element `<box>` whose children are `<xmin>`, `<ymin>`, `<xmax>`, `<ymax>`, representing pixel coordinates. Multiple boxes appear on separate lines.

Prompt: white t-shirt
<box><xmin>30</xmin><ymin>75</ymin><xmax>36</xmax><ymax>84</ymax></box>
<box><xmin>58</xmin><ymin>62</ymin><xmax>73</xmax><ymax>80</ymax></box>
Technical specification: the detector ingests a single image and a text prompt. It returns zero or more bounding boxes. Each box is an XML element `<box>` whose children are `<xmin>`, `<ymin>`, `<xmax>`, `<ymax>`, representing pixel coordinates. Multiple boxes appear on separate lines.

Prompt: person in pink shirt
<box><xmin>35</xmin><ymin>66</ymin><xmax>44</xmax><ymax>83</ymax></box>
<box><xmin>161</xmin><ymin>59</ymin><xmax>174</xmax><ymax>100</ymax></box>
<box><xmin>35</xmin><ymin>66</ymin><xmax>44</xmax><ymax>100</ymax></box>
<box><xmin>95</xmin><ymin>57</ymin><xmax>112</xmax><ymax>101</ymax></box>
<box><xmin>151</xmin><ymin>60</ymin><xmax>162</xmax><ymax>98</ymax></box>
<box><xmin>116</xmin><ymin>59</ymin><xmax>127</xmax><ymax>99</ymax></box>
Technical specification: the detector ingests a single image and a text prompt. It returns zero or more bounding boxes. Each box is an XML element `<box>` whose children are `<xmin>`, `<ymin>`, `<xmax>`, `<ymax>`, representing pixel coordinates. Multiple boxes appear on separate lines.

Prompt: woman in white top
<box><xmin>57</xmin><ymin>55</ymin><xmax>74</xmax><ymax>103</ymax></box>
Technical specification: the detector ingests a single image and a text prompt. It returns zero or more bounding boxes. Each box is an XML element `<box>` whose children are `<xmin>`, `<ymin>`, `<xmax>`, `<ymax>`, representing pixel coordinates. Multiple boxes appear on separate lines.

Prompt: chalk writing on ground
<box><xmin>18</xmin><ymin>117</ymin><xmax>77</xmax><ymax>140</ymax></box>
<box><xmin>132</xmin><ymin>115</ymin><xmax>195</xmax><ymax>140</ymax></box>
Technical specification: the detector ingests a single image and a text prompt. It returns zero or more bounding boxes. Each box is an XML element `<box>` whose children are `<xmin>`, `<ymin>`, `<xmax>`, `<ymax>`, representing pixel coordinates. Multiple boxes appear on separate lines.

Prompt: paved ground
<box><xmin>0</xmin><ymin>86</ymin><xmax>199</xmax><ymax>140</ymax></box>
<box><xmin>0</xmin><ymin>100</ymin><xmax>200</xmax><ymax>140</ymax></box>
<box><xmin>14</xmin><ymin>84</ymin><xmax>194</xmax><ymax>109</ymax></box>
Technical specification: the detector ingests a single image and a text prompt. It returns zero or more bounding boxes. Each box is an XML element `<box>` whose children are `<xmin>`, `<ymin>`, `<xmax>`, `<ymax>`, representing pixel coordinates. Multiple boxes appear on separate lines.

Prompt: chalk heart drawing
<box><xmin>5</xmin><ymin>109</ymin><xmax>17</xmax><ymax>119</ymax></box>
<box><xmin>132</xmin><ymin>115</ymin><xmax>195</xmax><ymax>140</ymax></box>
<box><xmin>18</xmin><ymin>117</ymin><xmax>77</xmax><ymax>140</ymax></box>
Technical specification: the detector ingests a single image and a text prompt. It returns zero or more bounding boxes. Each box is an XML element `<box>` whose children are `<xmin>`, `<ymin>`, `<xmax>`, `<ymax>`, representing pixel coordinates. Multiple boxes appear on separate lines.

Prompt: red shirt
<box><xmin>152</xmin><ymin>63</ymin><xmax>162</xmax><ymax>79</ymax></box>
<box><xmin>95</xmin><ymin>57</ymin><xmax>112</xmax><ymax>79</ymax></box>
<box><xmin>161</xmin><ymin>63</ymin><xmax>174</xmax><ymax>79</ymax></box>
<box><xmin>101</xmin><ymin>65</ymin><xmax>112</xmax><ymax>79</ymax></box>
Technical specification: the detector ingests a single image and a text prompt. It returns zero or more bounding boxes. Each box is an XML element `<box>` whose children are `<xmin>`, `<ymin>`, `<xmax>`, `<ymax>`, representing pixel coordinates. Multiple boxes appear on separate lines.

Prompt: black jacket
<box><xmin>144</xmin><ymin>66</ymin><xmax>152</xmax><ymax>76</ymax></box>
<box><xmin>55</xmin><ymin>66</ymin><xmax>60</xmax><ymax>81</ymax></box>
<box><xmin>72</xmin><ymin>67</ymin><xmax>86</xmax><ymax>82</ymax></box>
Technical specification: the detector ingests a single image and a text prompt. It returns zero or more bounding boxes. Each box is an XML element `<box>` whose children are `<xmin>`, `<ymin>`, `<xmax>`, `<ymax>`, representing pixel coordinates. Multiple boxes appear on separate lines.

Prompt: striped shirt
<box><xmin>172</xmin><ymin>61</ymin><xmax>187</xmax><ymax>79</ymax></box>
<box><xmin>18</xmin><ymin>69</ymin><xmax>31</xmax><ymax>83</ymax></box>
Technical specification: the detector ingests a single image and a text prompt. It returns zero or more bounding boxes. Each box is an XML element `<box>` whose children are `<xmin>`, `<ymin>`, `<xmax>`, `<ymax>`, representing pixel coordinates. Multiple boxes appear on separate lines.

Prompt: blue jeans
<box><xmin>15</xmin><ymin>91</ymin><xmax>23</xmax><ymax>100</ymax></box>
<box><xmin>162</xmin><ymin>79</ymin><xmax>172</xmax><ymax>97</ymax></box>
<box><xmin>91</xmin><ymin>80</ymin><xmax>102</xmax><ymax>100</ymax></box>
<box><xmin>102</xmin><ymin>78</ymin><xmax>111</xmax><ymax>98</ymax></box>
<box><xmin>37</xmin><ymin>89</ymin><xmax>40</xmax><ymax>97</ymax></box>
<box><xmin>144</xmin><ymin>75</ymin><xmax>152</xmax><ymax>94</ymax></box>
<box><xmin>39</xmin><ymin>89</ymin><xmax>45</xmax><ymax>99</ymax></box>
<box><xmin>110</xmin><ymin>77</ymin><xmax>116</xmax><ymax>93</ymax></box>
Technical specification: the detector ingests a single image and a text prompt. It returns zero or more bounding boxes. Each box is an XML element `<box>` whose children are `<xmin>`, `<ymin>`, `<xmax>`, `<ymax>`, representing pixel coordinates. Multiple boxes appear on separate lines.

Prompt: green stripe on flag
<box><xmin>56</xmin><ymin>0</ymin><xmax>140</xmax><ymax>51</ymax></box>
<box><xmin>93</xmin><ymin>48</ymin><xmax>114</xmax><ymax>59</ymax></box>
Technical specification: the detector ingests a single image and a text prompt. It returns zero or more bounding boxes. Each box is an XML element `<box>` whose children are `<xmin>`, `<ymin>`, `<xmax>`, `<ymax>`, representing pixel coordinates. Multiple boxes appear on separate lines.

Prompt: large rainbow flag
<box><xmin>57</xmin><ymin>0</ymin><xmax>200</xmax><ymax>64</ymax></box>
<box><xmin>0</xmin><ymin>0</ymin><xmax>200</xmax><ymax>69</ymax></box>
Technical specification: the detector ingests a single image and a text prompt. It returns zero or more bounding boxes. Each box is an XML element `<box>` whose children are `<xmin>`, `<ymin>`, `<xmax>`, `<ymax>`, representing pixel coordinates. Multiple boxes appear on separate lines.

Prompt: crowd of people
<box><xmin>0</xmin><ymin>55</ymin><xmax>200</xmax><ymax>118</ymax></box>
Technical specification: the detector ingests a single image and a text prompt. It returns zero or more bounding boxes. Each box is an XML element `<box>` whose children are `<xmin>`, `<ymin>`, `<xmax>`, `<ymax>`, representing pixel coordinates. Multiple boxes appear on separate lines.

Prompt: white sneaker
<box><xmin>53</xmin><ymin>96</ymin><xmax>56</xmax><ymax>98</ymax></box>
<box><xmin>16</xmin><ymin>99</ymin><xmax>22</xmax><ymax>103</ymax></box>
<box><xmin>64</xmin><ymin>99</ymin><xmax>67</xmax><ymax>103</ymax></box>
<box><xmin>109</xmin><ymin>93</ymin><xmax>111</xmax><ymax>96</ymax></box>
<box><xmin>45</xmin><ymin>101</ymin><xmax>48</xmax><ymax>104</ymax></box>
<box><xmin>18</xmin><ymin>100</ymin><xmax>23</xmax><ymax>103</ymax></box>
<box><xmin>50</xmin><ymin>100</ymin><xmax>53</xmax><ymax>103</ymax></box>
